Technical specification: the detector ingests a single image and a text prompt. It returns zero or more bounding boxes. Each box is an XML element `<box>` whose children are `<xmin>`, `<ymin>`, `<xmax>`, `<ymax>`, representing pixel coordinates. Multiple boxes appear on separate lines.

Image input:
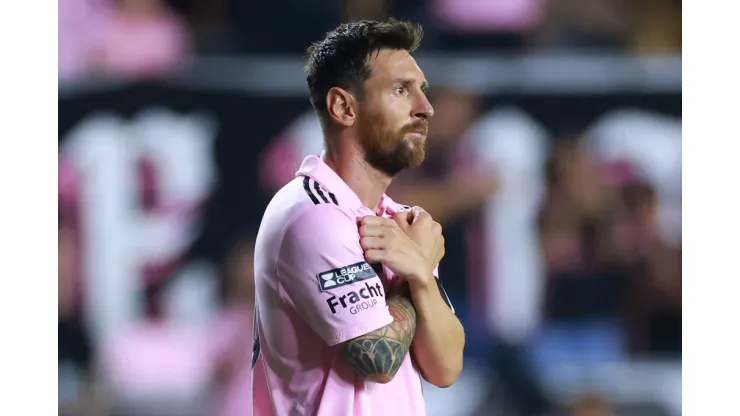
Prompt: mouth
<box><xmin>405</xmin><ymin>131</ymin><xmax>427</xmax><ymax>139</ymax></box>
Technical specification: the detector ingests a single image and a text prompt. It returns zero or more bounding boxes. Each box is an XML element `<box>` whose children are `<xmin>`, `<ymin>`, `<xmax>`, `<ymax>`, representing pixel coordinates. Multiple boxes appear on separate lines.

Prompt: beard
<box><xmin>357</xmin><ymin>109</ymin><xmax>428</xmax><ymax>177</ymax></box>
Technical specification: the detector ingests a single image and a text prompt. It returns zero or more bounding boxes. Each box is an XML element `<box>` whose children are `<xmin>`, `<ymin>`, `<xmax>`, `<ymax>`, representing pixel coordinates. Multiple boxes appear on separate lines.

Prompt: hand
<box><xmin>393</xmin><ymin>207</ymin><xmax>445</xmax><ymax>270</ymax></box>
<box><xmin>359</xmin><ymin>215</ymin><xmax>435</xmax><ymax>286</ymax></box>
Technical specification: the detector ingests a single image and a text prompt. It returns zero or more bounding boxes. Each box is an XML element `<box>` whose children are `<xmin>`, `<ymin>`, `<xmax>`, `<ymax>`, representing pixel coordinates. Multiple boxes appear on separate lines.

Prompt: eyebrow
<box><xmin>395</xmin><ymin>78</ymin><xmax>430</xmax><ymax>92</ymax></box>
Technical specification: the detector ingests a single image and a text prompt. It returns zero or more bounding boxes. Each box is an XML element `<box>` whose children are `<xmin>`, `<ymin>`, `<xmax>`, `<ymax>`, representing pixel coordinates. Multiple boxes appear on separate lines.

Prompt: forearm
<box><xmin>410</xmin><ymin>280</ymin><xmax>465</xmax><ymax>387</ymax></box>
<box><xmin>339</xmin><ymin>294</ymin><xmax>417</xmax><ymax>383</ymax></box>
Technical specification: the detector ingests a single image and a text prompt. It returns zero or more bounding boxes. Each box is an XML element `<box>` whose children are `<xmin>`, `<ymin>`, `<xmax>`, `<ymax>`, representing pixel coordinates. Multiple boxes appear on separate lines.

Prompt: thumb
<box><xmin>410</xmin><ymin>206</ymin><xmax>426</xmax><ymax>224</ymax></box>
<box><xmin>393</xmin><ymin>210</ymin><xmax>413</xmax><ymax>230</ymax></box>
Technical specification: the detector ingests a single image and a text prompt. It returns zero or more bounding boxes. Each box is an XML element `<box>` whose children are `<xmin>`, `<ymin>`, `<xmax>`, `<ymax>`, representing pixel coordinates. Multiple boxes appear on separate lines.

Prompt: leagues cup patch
<box><xmin>317</xmin><ymin>261</ymin><xmax>378</xmax><ymax>292</ymax></box>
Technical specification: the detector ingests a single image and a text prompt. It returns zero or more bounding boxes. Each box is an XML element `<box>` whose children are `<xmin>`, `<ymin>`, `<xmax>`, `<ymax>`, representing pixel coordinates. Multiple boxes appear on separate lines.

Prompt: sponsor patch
<box><xmin>369</xmin><ymin>262</ymin><xmax>384</xmax><ymax>276</ymax></box>
<box><xmin>326</xmin><ymin>281</ymin><xmax>385</xmax><ymax>315</ymax></box>
<box><xmin>317</xmin><ymin>261</ymin><xmax>378</xmax><ymax>292</ymax></box>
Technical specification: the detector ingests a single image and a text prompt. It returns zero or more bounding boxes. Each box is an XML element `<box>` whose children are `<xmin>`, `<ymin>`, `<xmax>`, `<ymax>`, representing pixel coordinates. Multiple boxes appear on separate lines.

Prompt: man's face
<box><xmin>355</xmin><ymin>49</ymin><xmax>434</xmax><ymax>176</ymax></box>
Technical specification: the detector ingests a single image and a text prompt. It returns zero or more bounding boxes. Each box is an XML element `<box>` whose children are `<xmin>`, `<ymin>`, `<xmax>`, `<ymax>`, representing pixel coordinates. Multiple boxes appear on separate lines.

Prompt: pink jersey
<box><xmin>252</xmin><ymin>155</ymin><xmax>429</xmax><ymax>416</ymax></box>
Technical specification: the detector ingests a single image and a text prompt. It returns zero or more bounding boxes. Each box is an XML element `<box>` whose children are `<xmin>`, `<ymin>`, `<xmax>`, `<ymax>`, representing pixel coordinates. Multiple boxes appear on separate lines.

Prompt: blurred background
<box><xmin>58</xmin><ymin>0</ymin><xmax>681</xmax><ymax>415</ymax></box>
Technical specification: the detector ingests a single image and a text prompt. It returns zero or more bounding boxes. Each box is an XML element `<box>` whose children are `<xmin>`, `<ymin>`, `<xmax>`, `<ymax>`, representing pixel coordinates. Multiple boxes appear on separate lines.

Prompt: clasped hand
<box><xmin>358</xmin><ymin>207</ymin><xmax>445</xmax><ymax>289</ymax></box>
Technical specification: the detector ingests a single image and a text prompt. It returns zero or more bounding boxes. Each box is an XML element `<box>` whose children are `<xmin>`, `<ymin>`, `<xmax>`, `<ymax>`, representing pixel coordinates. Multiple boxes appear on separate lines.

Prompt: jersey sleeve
<box><xmin>278</xmin><ymin>203</ymin><xmax>394</xmax><ymax>346</ymax></box>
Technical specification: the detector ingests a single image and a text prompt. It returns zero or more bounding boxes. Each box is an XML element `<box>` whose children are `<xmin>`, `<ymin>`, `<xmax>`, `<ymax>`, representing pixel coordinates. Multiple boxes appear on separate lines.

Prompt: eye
<box><xmin>395</xmin><ymin>85</ymin><xmax>407</xmax><ymax>96</ymax></box>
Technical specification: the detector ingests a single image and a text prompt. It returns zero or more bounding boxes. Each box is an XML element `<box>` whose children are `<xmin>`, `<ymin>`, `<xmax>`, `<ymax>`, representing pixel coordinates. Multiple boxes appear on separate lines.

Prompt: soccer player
<box><xmin>252</xmin><ymin>19</ymin><xmax>465</xmax><ymax>416</ymax></box>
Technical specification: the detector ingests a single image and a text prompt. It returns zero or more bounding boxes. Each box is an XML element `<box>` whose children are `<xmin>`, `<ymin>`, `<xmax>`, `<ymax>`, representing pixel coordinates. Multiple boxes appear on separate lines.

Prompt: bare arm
<box><xmin>410</xmin><ymin>279</ymin><xmax>465</xmax><ymax>388</ymax></box>
<box><xmin>349</xmin><ymin>212</ymin><xmax>462</xmax><ymax>385</ymax></box>
<box><xmin>338</xmin><ymin>294</ymin><xmax>417</xmax><ymax>383</ymax></box>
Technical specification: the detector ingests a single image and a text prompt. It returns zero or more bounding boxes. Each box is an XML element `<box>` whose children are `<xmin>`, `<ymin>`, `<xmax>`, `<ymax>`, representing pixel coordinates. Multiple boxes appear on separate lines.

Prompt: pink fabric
<box><xmin>99</xmin><ymin>311</ymin><xmax>255</xmax><ymax>413</ymax></box>
<box><xmin>252</xmin><ymin>155</ymin><xmax>427</xmax><ymax>416</ymax></box>
<box><xmin>58</xmin><ymin>0</ymin><xmax>99</xmax><ymax>79</ymax></box>
<box><xmin>210</xmin><ymin>307</ymin><xmax>254</xmax><ymax>416</ymax></box>
<box><xmin>601</xmin><ymin>159</ymin><xmax>642</xmax><ymax>186</ymax></box>
<box><xmin>93</xmin><ymin>9</ymin><xmax>188</xmax><ymax>78</ymax></box>
<box><xmin>58</xmin><ymin>159</ymin><xmax>80</xmax><ymax>201</ymax></box>
<box><xmin>259</xmin><ymin>134</ymin><xmax>304</xmax><ymax>193</ymax></box>
<box><xmin>99</xmin><ymin>322</ymin><xmax>213</xmax><ymax>394</ymax></box>
<box><xmin>432</xmin><ymin>0</ymin><xmax>543</xmax><ymax>32</ymax></box>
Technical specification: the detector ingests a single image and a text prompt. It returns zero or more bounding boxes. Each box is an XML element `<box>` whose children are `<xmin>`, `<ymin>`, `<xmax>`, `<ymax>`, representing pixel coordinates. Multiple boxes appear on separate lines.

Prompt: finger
<box><xmin>360</xmin><ymin>236</ymin><xmax>385</xmax><ymax>250</ymax></box>
<box><xmin>363</xmin><ymin>249</ymin><xmax>385</xmax><ymax>263</ymax></box>
<box><xmin>411</xmin><ymin>208</ymin><xmax>431</xmax><ymax>225</ymax></box>
<box><xmin>360</xmin><ymin>215</ymin><xmax>397</xmax><ymax>227</ymax></box>
<box><xmin>410</xmin><ymin>206</ymin><xmax>426</xmax><ymax>224</ymax></box>
<box><xmin>359</xmin><ymin>224</ymin><xmax>386</xmax><ymax>237</ymax></box>
<box><xmin>393</xmin><ymin>211</ymin><xmax>413</xmax><ymax>230</ymax></box>
<box><xmin>432</xmin><ymin>221</ymin><xmax>442</xmax><ymax>234</ymax></box>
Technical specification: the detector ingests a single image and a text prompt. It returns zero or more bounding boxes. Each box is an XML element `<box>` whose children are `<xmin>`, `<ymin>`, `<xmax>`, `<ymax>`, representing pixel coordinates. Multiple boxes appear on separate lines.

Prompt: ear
<box><xmin>326</xmin><ymin>87</ymin><xmax>357</xmax><ymax>128</ymax></box>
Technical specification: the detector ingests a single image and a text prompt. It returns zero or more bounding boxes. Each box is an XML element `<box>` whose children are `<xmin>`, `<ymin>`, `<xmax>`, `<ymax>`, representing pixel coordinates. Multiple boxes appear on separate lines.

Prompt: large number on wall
<box><xmin>59</xmin><ymin>108</ymin><xmax>218</xmax><ymax>344</ymax></box>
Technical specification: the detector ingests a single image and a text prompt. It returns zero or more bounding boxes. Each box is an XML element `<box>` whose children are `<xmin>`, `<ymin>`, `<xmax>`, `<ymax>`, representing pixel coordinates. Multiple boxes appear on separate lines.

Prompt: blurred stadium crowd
<box><xmin>58</xmin><ymin>1</ymin><xmax>681</xmax><ymax>415</ymax></box>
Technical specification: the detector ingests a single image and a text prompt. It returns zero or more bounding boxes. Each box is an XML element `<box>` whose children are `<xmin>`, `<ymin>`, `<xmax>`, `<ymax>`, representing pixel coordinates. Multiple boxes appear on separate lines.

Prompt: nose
<box><xmin>413</xmin><ymin>93</ymin><xmax>434</xmax><ymax>120</ymax></box>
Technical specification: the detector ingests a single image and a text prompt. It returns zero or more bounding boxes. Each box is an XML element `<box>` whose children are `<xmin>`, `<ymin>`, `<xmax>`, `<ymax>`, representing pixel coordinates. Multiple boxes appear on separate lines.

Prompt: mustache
<box><xmin>402</xmin><ymin>121</ymin><xmax>428</xmax><ymax>135</ymax></box>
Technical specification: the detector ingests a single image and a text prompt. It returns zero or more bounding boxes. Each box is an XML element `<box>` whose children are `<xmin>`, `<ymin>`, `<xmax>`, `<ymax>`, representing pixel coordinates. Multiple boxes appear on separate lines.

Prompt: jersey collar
<box><xmin>295</xmin><ymin>154</ymin><xmax>396</xmax><ymax>215</ymax></box>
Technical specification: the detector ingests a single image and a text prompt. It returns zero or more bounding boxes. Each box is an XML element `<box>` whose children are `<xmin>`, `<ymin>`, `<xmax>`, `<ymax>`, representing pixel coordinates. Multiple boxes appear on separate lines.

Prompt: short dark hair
<box><xmin>305</xmin><ymin>19</ymin><xmax>424</xmax><ymax>128</ymax></box>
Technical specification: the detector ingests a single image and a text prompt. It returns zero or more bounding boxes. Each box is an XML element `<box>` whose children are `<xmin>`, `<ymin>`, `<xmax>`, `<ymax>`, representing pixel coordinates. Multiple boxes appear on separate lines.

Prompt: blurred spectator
<box><xmin>460</xmin><ymin>107</ymin><xmax>551</xmax><ymax>348</ymax></box>
<box><xmin>534</xmin><ymin>136</ymin><xmax>630</xmax><ymax>381</ymax></box>
<box><xmin>429</xmin><ymin>0</ymin><xmax>543</xmax><ymax>50</ymax></box>
<box><xmin>620</xmin><ymin>183</ymin><xmax>681</xmax><ymax>356</ymax></box>
<box><xmin>209</xmin><ymin>236</ymin><xmax>256</xmax><ymax>416</ymax></box>
<box><xmin>585</xmin><ymin>109</ymin><xmax>682</xmax><ymax>357</ymax></box>
<box><xmin>530</xmin><ymin>0</ymin><xmax>681</xmax><ymax>53</ymax></box>
<box><xmin>586</xmin><ymin>109</ymin><xmax>682</xmax><ymax>248</ymax></box>
<box><xmin>530</xmin><ymin>0</ymin><xmax>633</xmax><ymax>51</ymax></box>
<box><xmin>89</xmin><ymin>0</ymin><xmax>191</xmax><ymax>79</ymax></box>
<box><xmin>463</xmin><ymin>107</ymin><xmax>552</xmax><ymax>416</ymax></box>
<box><xmin>630</xmin><ymin>0</ymin><xmax>682</xmax><ymax>54</ymax></box>
<box><xmin>59</xmin><ymin>0</ymin><xmax>99</xmax><ymax>81</ymax></box>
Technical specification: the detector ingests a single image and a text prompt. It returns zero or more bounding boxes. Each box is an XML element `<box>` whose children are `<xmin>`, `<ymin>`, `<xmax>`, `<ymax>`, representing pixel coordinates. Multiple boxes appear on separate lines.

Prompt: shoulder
<box><xmin>267</xmin><ymin>177</ymin><xmax>357</xmax><ymax>245</ymax></box>
<box><xmin>287</xmin><ymin>203</ymin><xmax>356</xmax><ymax>237</ymax></box>
<box><xmin>276</xmin><ymin>184</ymin><xmax>365</xmax><ymax>271</ymax></box>
<box><xmin>265</xmin><ymin>176</ymin><xmax>349</xmax><ymax>220</ymax></box>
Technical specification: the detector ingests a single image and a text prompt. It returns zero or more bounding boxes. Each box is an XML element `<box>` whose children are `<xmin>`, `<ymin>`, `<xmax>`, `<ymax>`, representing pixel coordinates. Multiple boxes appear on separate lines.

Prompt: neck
<box><xmin>323</xmin><ymin>135</ymin><xmax>391</xmax><ymax>212</ymax></box>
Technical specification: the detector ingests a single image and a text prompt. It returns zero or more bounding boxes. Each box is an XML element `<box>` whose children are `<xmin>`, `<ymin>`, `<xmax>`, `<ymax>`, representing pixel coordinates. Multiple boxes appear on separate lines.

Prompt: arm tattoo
<box><xmin>339</xmin><ymin>295</ymin><xmax>417</xmax><ymax>380</ymax></box>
